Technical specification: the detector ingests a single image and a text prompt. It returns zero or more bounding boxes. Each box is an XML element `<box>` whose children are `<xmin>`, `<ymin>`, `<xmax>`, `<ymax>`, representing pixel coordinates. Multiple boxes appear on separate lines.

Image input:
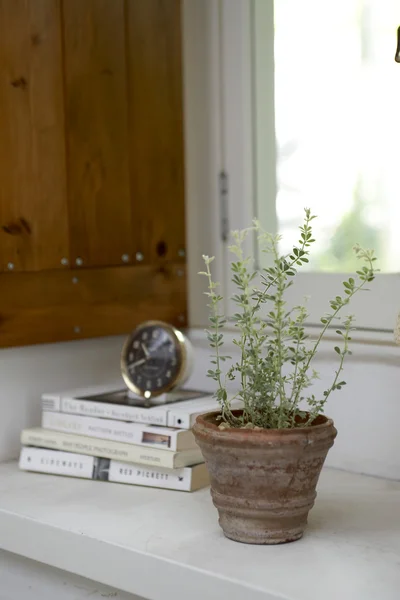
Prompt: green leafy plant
<box><xmin>200</xmin><ymin>208</ymin><xmax>378</xmax><ymax>429</ymax></box>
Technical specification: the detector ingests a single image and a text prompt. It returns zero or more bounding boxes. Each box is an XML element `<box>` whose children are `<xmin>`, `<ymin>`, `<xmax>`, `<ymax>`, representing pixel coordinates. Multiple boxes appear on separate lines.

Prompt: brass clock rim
<box><xmin>120</xmin><ymin>320</ymin><xmax>188</xmax><ymax>398</ymax></box>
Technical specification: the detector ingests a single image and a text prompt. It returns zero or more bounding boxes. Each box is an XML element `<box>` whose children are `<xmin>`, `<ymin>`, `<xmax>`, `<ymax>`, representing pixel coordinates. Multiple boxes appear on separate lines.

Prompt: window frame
<box><xmin>217</xmin><ymin>0</ymin><xmax>400</xmax><ymax>335</ymax></box>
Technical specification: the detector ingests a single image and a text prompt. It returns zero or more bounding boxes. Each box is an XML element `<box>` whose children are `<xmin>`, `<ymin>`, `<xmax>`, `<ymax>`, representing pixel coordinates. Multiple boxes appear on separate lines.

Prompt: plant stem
<box><xmin>289</xmin><ymin>321</ymin><xmax>304</xmax><ymax>426</ymax></box>
<box><xmin>205</xmin><ymin>261</ymin><xmax>225</xmax><ymax>410</ymax></box>
<box><xmin>250</xmin><ymin>212</ymin><xmax>313</xmax><ymax>319</ymax></box>
<box><xmin>270</xmin><ymin>240</ymin><xmax>287</xmax><ymax>427</ymax></box>
<box><xmin>292</xmin><ymin>260</ymin><xmax>373</xmax><ymax>408</ymax></box>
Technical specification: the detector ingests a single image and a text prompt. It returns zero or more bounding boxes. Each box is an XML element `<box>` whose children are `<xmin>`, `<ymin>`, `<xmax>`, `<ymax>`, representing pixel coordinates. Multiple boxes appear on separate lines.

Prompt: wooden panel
<box><xmin>0</xmin><ymin>0</ymin><xmax>68</xmax><ymax>272</ymax></box>
<box><xmin>127</xmin><ymin>0</ymin><xmax>186</xmax><ymax>263</ymax></box>
<box><xmin>62</xmin><ymin>0</ymin><xmax>132</xmax><ymax>268</ymax></box>
<box><xmin>0</xmin><ymin>263</ymin><xmax>187</xmax><ymax>347</ymax></box>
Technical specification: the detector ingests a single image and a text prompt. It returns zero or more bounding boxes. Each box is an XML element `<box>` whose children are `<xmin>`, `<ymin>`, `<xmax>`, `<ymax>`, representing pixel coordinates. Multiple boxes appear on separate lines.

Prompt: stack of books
<box><xmin>19</xmin><ymin>383</ymin><xmax>228</xmax><ymax>492</ymax></box>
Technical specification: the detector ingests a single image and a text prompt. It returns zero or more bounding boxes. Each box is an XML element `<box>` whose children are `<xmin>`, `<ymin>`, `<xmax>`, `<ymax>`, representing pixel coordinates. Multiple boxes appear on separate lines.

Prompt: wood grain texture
<box><xmin>62</xmin><ymin>0</ymin><xmax>132</xmax><ymax>268</ymax></box>
<box><xmin>0</xmin><ymin>262</ymin><xmax>187</xmax><ymax>347</ymax></box>
<box><xmin>126</xmin><ymin>0</ymin><xmax>186</xmax><ymax>264</ymax></box>
<box><xmin>0</xmin><ymin>0</ymin><xmax>187</xmax><ymax>348</ymax></box>
<box><xmin>0</xmin><ymin>0</ymin><xmax>69</xmax><ymax>272</ymax></box>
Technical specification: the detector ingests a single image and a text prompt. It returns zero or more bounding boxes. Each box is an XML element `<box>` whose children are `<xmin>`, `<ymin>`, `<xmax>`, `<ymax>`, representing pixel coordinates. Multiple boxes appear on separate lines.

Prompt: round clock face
<box><xmin>121</xmin><ymin>322</ymin><xmax>183</xmax><ymax>396</ymax></box>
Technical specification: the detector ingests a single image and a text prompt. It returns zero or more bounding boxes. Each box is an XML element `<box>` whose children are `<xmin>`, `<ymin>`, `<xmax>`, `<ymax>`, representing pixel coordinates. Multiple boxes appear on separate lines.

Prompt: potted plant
<box><xmin>193</xmin><ymin>209</ymin><xmax>377</xmax><ymax>544</ymax></box>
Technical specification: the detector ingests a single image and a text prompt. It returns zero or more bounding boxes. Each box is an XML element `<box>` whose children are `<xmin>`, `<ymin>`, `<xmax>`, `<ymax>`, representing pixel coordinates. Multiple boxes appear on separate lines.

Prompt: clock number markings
<box><xmin>125</xmin><ymin>326</ymin><xmax>183</xmax><ymax>393</ymax></box>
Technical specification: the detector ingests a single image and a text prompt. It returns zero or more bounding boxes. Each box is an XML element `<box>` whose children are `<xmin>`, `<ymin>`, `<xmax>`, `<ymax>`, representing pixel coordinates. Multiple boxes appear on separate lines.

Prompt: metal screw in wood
<box><xmin>7</xmin><ymin>262</ymin><xmax>14</xmax><ymax>271</ymax></box>
<box><xmin>61</xmin><ymin>257</ymin><xmax>68</xmax><ymax>266</ymax></box>
<box><xmin>122</xmin><ymin>254</ymin><xmax>130</xmax><ymax>263</ymax></box>
<box><xmin>136</xmin><ymin>252</ymin><xmax>144</xmax><ymax>262</ymax></box>
<box><xmin>75</xmin><ymin>257</ymin><xmax>83</xmax><ymax>266</ymax></box>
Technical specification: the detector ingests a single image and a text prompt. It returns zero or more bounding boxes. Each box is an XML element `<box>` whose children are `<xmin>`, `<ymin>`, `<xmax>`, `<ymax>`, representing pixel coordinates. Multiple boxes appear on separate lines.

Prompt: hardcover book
<box><xmin>21</xmin><ymin>428</ymin><xmax>203</xmax><ymax>468</ymax></box>
<box><xmin>41</xmin><ymin>411</ymin><xmax>197</xmax><ymax>451</ymax></box>
<box><xmin>41</xmin><ymin>383</ymin><xmax>217</xmax><ymax>429</ymax></box>
<box><xmin>19</xmin><ymin>446</ymin><xmax>209</xmax><ymax>492</ymax></box>
<box><xmin>41</xmin><ymin>383</ymin><xmax>242</xmax><ymax>429</ymax></box>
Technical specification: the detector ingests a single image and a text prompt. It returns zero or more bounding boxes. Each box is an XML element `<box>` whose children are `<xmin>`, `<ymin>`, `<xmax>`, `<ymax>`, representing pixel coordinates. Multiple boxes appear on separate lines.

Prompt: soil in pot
<box><xmin>193</xmin><ymin>410</ymin><xmax>337</xmax><ymax>545</ymax></box>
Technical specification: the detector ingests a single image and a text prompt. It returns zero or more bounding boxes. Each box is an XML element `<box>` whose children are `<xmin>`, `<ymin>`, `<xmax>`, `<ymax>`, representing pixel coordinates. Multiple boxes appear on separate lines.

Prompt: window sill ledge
<box><xmin>189</xmin><ymin>326</ymin><xmax>398</xmax><ymax>350</ymax></box>
<box><xmin>0</xmin><ymin>461</ymin><xmax>399</xmax><ymax>600</ymax></box>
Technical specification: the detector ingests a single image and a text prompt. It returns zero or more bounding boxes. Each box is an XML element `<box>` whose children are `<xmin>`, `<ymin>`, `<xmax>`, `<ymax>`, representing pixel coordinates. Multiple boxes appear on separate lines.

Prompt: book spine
<box><xmin>108</xmin><ymin>461</ymin><xmax>193</xmax><ymax>491</ymax></box>
<box><xmin>59</xmin><ymin>397</ymin><xmax>168</xmax><ymax>426</ymax></box>
<box><xmin>41</xmin><ymin>411</ymin><xmax>179</xmax><ymax>451</ymax></box>
<box><xmin>167</xmin><ymin>403</ymin><xmax>219</xmax><ymax>429</ymax></box>
<box><xmin>19</xmin><ymin>447</ymin><xmax>195</xmax><ymax>491</ymax></box>
<box><xmin>20</xmin><ymin>429</ymin><xmax>179</xmax><ymax>468</ymax></box>
<box><xmin>41</xmin><ymin>394</ymin><xmax>61</xmax><ymax>412</ymax></box>
<box><xmin>167</xmin><ymin>398</ymin><xmax>244</xmax><ymax>428</ymax></box>
<box><xmin>19</xmin><ymin>446</ymin><xmax>96</xmax><ymax>478</ymax></box>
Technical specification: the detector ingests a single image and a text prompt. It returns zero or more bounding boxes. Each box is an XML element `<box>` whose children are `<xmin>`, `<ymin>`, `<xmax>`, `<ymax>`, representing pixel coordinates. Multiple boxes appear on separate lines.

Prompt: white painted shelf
<box><xmin>0</xmin><ymin>462</ymin><xmax>399</xmax><ymax>600</ymax></box>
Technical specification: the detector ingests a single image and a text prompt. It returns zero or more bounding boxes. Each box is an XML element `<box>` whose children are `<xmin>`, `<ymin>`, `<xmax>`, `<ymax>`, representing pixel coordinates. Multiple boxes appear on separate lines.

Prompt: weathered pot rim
<box><xmin>194</xmin><ymin>409</ymin><xmax>334</xmax><ymax>437</ymax></box>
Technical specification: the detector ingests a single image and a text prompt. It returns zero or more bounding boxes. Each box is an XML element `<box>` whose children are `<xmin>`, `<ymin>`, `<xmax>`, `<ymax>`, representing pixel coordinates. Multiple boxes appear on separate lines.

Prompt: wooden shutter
<box><xmin>62</xmin><ymin>0</ymin><xmax>133</xmax><ymax>268</ymax></box>
<box><xmin>0</xmin><ymin>0</ymin><xmax>69</xmax><ymax>273</ymax></box>
<box><xmin>0</xmin><ymin>0</ymin><xmax>186</xmax><ymax>347</ymax></box>
<box><xmin>127</xmin><ymin>0</ymin><xmax>186</xmax><ymax>263</ymax></box>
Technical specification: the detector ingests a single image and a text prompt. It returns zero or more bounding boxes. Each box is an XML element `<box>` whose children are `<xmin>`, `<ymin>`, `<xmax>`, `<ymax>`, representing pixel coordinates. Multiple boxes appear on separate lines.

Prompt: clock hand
<box><xmin>141</xmin><ymin>343</ymin><xmax>150</xmax><ymax>359</ymax></box>
<box><xmin>129</xmin><ymin>358</ymin><xmax>146</xmax><ymax>371</ymax></box>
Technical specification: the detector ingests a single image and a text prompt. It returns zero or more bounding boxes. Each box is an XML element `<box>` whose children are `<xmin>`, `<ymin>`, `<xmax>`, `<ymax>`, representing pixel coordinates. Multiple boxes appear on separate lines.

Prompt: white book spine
<box><xmin>19</xmin><ymin>447</ymin><xmax>95</xmax><ymax>478</ymax></box>
<box><xmin>21</xmin><ymin>428</ymin><xmax>202</xmax><ymax>468</ymax></box>
<box><xmin>108</xmin><ymin>462</ymin><xmax>193</xmax><ymax>491</ymax></box>
<box><xmin>167</xmin><ymin>400</ymin><xmax>222</xmax><ymax>429</ymax></box>
<box><xmin>59</xmin><ymin>397</ymin><xmax>168</xmax><ymax>426</ymax></box>
<box><xmin>41</xmin><ymin>393</ymin><xmax>61</xmax><ymax>412</ymax></box>
<box><xmin>41</xmin><ymin>411</ymin><xmax>183</xmax><ymax>451</ymax></box>
<box><xmin>19</xmin><ymin>447</ymin><xmax>198</xmax><ymax>491</ymax></box>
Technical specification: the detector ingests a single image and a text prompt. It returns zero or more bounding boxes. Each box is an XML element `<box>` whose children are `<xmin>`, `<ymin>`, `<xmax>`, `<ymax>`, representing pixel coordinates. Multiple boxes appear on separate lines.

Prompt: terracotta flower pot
<box><xmin>193</xmin><ymin>410</ymin><xmax>337</xmax><ymax>544</ymax></box>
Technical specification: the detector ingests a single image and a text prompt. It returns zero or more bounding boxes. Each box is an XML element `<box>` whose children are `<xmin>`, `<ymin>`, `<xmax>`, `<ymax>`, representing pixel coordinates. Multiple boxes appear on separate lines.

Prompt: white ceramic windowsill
<box><xmin>0</xmin><ymin>462</ymin><xmax>399</xmax><ymax>600</ymax></box>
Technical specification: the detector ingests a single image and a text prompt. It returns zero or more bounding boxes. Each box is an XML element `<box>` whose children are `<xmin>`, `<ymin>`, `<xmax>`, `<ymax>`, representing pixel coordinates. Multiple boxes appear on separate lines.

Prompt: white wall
<box><xmin>0</xmin><ymin>336</ymin><xmax>125</xmax><ymax>463</ymax></box>
<box><xmin>0</xmin><ymin>551</ymin><xmax>141</xmax><ymax>600</ymax></box>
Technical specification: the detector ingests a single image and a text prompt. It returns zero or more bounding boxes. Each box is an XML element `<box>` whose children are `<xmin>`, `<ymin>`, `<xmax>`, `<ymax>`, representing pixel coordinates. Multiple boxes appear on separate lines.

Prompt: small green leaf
<box><xmin>334</xmin><ymin>346</ymin><xmax>341</xmax><ymax>354</ymax></box>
